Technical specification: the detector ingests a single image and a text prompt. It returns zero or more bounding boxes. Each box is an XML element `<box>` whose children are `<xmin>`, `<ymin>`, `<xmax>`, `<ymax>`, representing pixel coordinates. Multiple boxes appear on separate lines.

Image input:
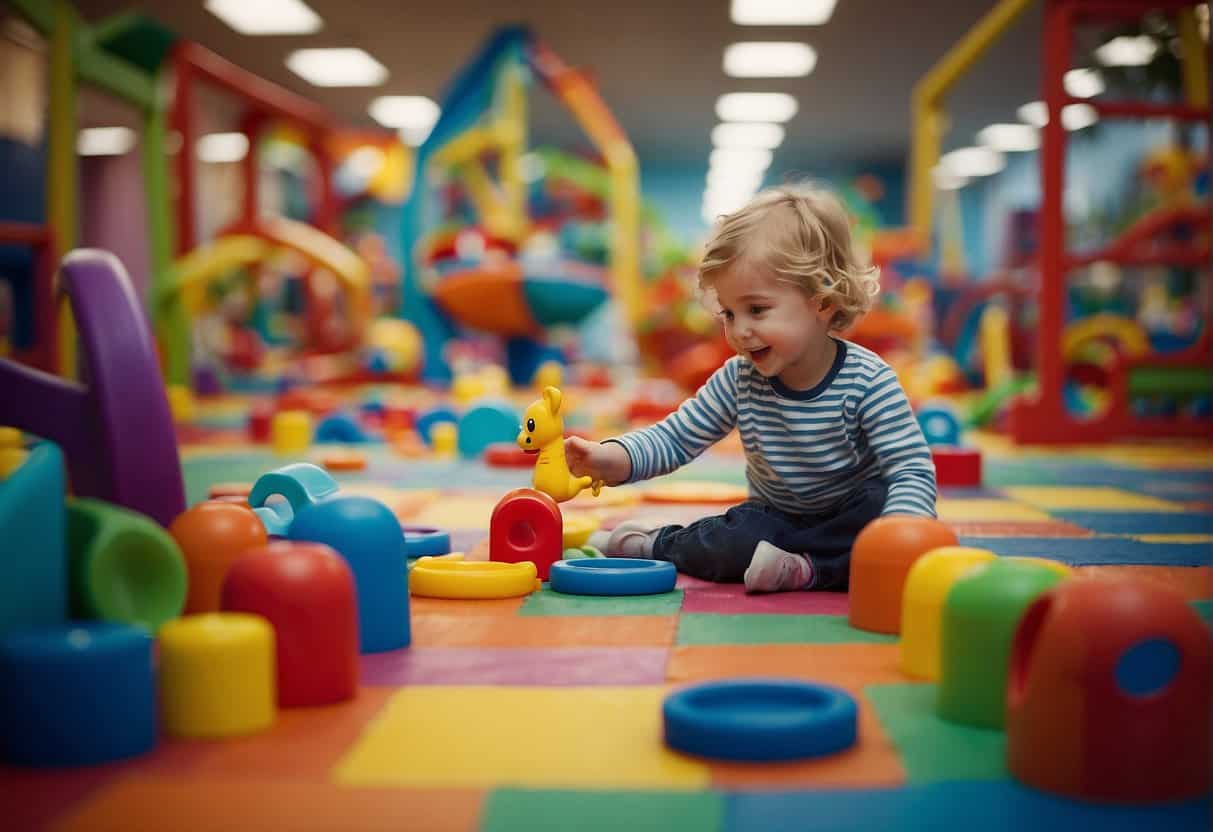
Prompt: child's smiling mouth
<box><xmin>749</xmin><ymin>346</ymin><xmax>772</xmax><ymax>362</ymax></box>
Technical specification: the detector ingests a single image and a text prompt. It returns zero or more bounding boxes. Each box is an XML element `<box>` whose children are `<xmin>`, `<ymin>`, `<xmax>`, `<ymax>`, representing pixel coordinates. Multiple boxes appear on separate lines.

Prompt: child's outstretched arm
<box><xmin>565</xmin><ymin>437</ymin><xmax>632</xmax><ymax>486</ymax></box>
<box><xmin>567</xmin><ymin>357</ymin><xmax>741</xmax><ymax>485</ymax></box>
<box><xmin>857</xmin><ymin>366</ymin><xmax>938</xmax><ymax>517</ymax></box>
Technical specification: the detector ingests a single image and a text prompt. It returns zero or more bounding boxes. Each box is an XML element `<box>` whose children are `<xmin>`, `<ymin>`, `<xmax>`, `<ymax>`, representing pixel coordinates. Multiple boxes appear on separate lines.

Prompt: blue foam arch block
<box><xmin>0</xmin><ymin>441</ymin><xmax>67</xmax><ymax>636</ymax></box>
<box><xmin>458</xmin><ymin>403</ymin><xmax>520</xmax><ymax>458</ymax></box>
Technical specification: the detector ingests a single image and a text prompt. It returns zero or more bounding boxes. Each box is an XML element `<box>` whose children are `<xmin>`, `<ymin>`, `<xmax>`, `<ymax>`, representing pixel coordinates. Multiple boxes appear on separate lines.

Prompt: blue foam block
<box><xmin>0</xmin><ymin>622</ymin><xmax>156</xmax><ymax>766</ymax></box>
<box><xmin>0</xmin><ymin>442</ymin><xmax>67</xmax><ymax>636</ymax></box>
<box><xmin>458</xmin><ymin>403</ymin><xmax>520</xmax><ymax>459</ymax></box>
<box><xmin>290</xmin><ymin>495</ymin><xmax>410</xmax><ymax>653</ymax></box>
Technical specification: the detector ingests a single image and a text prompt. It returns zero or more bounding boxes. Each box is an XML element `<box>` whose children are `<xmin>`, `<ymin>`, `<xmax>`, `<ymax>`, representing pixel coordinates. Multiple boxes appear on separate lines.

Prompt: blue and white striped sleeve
<box><xmin>857</xmin><ymin>366</ymin><xmax>938</xmax><ymax>517</ymax></box>
<box><xmin>608</xmin><ymin>357</ymin><xmax>740</xmax><ymax>483</ymax></box>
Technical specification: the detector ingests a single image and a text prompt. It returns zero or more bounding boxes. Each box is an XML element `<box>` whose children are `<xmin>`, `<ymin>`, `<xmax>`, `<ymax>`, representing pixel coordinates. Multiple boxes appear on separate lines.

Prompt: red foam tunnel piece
<box><xmin>490</xmin><ymin>488</ymin><xmax>563</xmax><ymax>580</ymax></box>
<box><xmin>1007</xmin><ymin>577</ymin><xmax>1211</xmax><ymax>803</ymax></box>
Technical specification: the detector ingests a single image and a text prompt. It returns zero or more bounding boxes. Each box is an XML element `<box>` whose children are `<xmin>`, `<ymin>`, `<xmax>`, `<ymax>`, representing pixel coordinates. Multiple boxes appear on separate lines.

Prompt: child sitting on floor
<box><xmin>570</xmin><ymin>185</ymin><xmax>937</xmax><ymax>593</ymax></box>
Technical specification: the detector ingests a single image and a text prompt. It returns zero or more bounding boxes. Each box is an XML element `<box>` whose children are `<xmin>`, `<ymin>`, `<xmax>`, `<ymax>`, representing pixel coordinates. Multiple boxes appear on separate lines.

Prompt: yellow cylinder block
<box><xmin>158</xmin><ymin>613</ymin><xmax>276</xmax><ymax>738</ymax></box>
<box><xmin>431</xmin><ymin>422</ymin><xmax>458</xmax><ymax>458</ymax></box>
<box><xmin>899</xmin><ymin>546</ymin><xmax>997</xmax><ymax>680</ymax></box>
<box><xmin>0</xmin><ymin>427</ymin><xmax>27</xmax><ymax>479</ymax></box>
<box><xmin>271</xmin><ymin>410</ymin><xmax>313</xmax><ymax>456</ymax></box>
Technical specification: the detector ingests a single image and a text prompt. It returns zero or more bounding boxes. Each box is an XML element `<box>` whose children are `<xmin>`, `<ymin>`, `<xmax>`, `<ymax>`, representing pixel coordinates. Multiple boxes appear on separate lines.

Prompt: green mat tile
<box><xmin>521</xmin><ymin>589</ymin><xmax>684</xmax><ymax>616</ymax></box>
<box><xmin>182</xmin><ymin>453</ymin><xmax>282</xmax><ymax>506</ymax></box>
<box><xmin>865</xmin><ymin>683</ymin><xmax>1007</xmax><ymax>783</ymax></box>
<box><xmin>677</xmin><ymin>614</ymin><xmax>897</xmax><ymax>645</ymax></box>
<box><xmin>1192</xmin><ymin>599</ymin><xmax>1212</xmax><ymax>623</ymax></box>
<box><xmin>482</xmin><ymin>789</ymin><xmax>725</xmax><ymax>832</ymax></box>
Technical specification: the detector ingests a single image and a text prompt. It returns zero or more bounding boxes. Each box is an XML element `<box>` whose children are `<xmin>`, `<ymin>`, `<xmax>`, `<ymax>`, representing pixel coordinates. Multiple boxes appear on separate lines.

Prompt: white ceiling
<box><xmin>71</xmin><ymin>0</ymin><xmax>1046</xmax><ymax>170</ymax></box>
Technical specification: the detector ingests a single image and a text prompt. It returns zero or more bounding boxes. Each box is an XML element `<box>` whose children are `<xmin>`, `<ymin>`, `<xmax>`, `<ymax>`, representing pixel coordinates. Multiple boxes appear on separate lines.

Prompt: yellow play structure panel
<box><xmin>334</xmin><ymin>686</ymin><xmax>711</xmax><ymax>789</ymax></box>
<box><xmin>409</xmin><ymin>558</ymin><xmax>539</xmax><ymax>599</ymax></box>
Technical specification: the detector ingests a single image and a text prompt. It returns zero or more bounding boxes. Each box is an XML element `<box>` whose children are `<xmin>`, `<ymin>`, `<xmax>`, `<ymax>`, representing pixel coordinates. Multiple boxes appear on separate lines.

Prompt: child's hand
<box><xmin>565</xmin><ymin>436</ymin><xmax>631</xmax><ymax>486</ymax></box>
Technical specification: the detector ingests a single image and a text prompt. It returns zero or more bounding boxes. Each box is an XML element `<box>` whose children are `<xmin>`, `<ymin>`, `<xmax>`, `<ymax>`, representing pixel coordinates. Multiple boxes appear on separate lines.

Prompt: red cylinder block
<box><xmin>1007</xmin><ymin>577</ymin><xmax>1211</xmax><ymax>803</ymax></box>
<box><xmin>221</xmin><ymin>542</ymin><xmax>359</xmax><ymax>707</ymax></box>
<box><xmin>490</xmin><ymin>488</ymin><xmax>563</xmax><ymax>580</ymax></box>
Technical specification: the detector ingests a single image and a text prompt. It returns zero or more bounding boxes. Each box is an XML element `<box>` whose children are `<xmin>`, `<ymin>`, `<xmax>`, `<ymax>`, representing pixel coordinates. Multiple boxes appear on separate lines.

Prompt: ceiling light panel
<box><xmin>286</xmin><ymin>48</ymin><xmax>388</xmax><ymax>87</ymax></box>
<box><xmin>205</xmin><ymin>0</ymin><xmax>322</xmax><ymax>36</ymax></box>
<box><xmin>724</xmin><ymin>42</ymin><xmax>817</xmax><ymax>78</ymax></box>
<box><xmin>730</xmin><ymin>0</ymin><xmax>838</xmax><ymax>25</ymax></box>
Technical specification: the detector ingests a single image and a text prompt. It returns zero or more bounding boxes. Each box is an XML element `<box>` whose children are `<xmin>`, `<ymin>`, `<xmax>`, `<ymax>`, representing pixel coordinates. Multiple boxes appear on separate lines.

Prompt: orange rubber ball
<box><xmin>848</xmin><ymin>515</ymin><xmax>958</xmax><ymax>634</ymax></box>
<box><xmin>169</xmin><ymin>500</ymin><xmax>268</xmax><ymax>614</ymax></box>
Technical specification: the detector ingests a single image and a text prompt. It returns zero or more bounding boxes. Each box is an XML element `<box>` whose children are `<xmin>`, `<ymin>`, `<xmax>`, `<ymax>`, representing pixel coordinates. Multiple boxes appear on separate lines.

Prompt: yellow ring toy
<box><xmin>561</xmin><ymin>514</ymin><xmax>600</xmax><ymax>549</ymax></box>
<box><xmin>409</xmin><ymin>558</ymin><xmax>540</xmax><ymax>599</ymax></box>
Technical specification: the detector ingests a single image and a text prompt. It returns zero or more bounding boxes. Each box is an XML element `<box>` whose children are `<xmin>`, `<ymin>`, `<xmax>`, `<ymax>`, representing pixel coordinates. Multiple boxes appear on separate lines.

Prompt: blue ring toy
<box><xmin>662</xmin><ymin>679</ymin><xmax>857</xmax><ymax>762</ymax></box>
<box><xmin>548</xmin><ymin>557</ymin><xmax>676</xmax><ymax>596</ymax></box>
<box><xmin>403</xmin><ymin>526</ymin><xmax>451</xmax><ymax>558</ymax></box>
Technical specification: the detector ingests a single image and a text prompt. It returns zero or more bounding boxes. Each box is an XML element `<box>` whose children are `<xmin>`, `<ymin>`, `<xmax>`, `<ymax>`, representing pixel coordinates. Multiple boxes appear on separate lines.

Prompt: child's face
<box><xmin>708</xmin><ymin>265</ymin><xmax>835</xmax><ymax>389</ymax></box>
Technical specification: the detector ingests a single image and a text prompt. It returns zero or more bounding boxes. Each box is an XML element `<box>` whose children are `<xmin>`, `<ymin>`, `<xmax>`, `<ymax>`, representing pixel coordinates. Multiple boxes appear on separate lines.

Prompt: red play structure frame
<box><xmin>1009</xmin><ymin>0</ymin><xmax>1210</xmax><ymax>443</ymax></box>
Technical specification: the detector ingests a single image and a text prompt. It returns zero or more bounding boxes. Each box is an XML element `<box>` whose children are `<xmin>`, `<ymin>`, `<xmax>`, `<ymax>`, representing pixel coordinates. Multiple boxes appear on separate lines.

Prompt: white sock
<box><xmin>587</xmin><ymin>520</ymin><xmax>658</xmax><ymax>557</ymax></box>
<box><xmin>744</xmin><ymin>541</ymin><xmax>813</xmax><ymax>594</ymax></box>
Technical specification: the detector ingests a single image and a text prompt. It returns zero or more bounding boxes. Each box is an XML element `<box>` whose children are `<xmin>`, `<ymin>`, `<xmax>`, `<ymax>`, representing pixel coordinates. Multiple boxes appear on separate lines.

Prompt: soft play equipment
<box><xmin>0</xmin><ymin>250</ymin><xmax>186</xmax><ymax>527</ymax></box>
<box><xmin>548</xmin><ymin>558</ymin><xmax>677</xmax><ymax>597</ymax></box>
<box><xmin>409</xmin><ymin>557</ymin><xmax>540</xmax><ymax>600</ymax></box>
<box><xmin>663</xmin><ymin>679</ymin><xmax>858</xmax><ymax>762</ymax></box>
<box><xmin>169</xmin><ymin>500</ymin><xmax>270</xmax><ymax>614</ymax></box>
<box><xmin>936</xmin><ymin>558</ymin><xmax>1070</xmax><ymax>728</ymax></box>
<box><xmin>0</xmin><ymin>439</ymin><xmax>66</xmax><ymax>637</ymax></box>
<box><xmin>1007</xmin><ymin>577</ymin><xmax>1210</xmax><ymax>803</ymax></box>
<box><xmin>491</xmin><ymin>488</ymin><xmax>563</xmax><ymax>580</ymax></box>
<box><xmin>848</xmin><ymin>516</ymin><xmax>960</xmax><ymax>634</ymax></box>
<box><xmin>0</xmin><ymin>622</ymin><xmax>156</xmax><ymax>766</ymax></box>
<box><xmin>221</xmin><ymin>542</ymin><xmax>359</xmax><ymax>707</ymax></box>
<box><xmin>156</xmin><ymin>218</ymin><xmax>372</xmax><ymax>385</ymax></box>
<box><xmin>67</xmin><ymin>498</ymin><xmax>188</xmax><ymax>632</ymax></box>
<box><xmin>289</xmin><ymin>496</ymin><xmax>411</xmax><ymax>653</ymax></box>
<box><xmin>399</xmin><ymin>27</ymin><xmax>639</xmax><ymax>383</ymax></box>
<box><xmin>899</xmin><ymin>546</ymin><xmax>997</xmax><ymax>680</ymax></box>
<box><xmin>158</xmin><ymin>613</ymin><xmax>277</xmax><ymax>739</ymax></box>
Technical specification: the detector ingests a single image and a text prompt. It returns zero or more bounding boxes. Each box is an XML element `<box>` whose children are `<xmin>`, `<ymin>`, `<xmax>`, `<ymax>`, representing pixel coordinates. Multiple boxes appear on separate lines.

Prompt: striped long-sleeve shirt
<box><xmin>610</xmin><ymin>340</ymin><xmax>938</xmax><ymax>517</ymax></box>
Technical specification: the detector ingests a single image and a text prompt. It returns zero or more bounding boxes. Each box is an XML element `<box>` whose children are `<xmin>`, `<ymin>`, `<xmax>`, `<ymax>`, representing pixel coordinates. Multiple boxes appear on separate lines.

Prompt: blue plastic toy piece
<box><xmin>0</xmin><ymin>622</ymin><xmax>155</xmax><ymax>766</ymax></box>
<box><xmin>289</xmin><ymin>496</ymin><xmax>410</xmax><ymax>653</ymax></box>
<box><xmin>248</xmin><ymin>463</ymin><xmax>340</xmax><ymax>537</ymax></box>
<box><xmin>415</xmin><ymin>406</ymin><xmax>459</xmax><ymax>445</ymax></box>
<box><xmin>0</xmin><ymin>441</ymin><xmax>68</xmax><ymax>637</ymax></box>
<box><xmin>917</xmin><ymin>403</ymin><xmax>963</xmax><ymax>447</ymax></box>
<box><xmin>458</xmin><ymin>403</ymin><xmax>520</xmax><ymax>458</ymax></box>
<box><xmin>315</xmin><ymin>412</ymin><xmax>373</xmax><ymax>444</ymax></box>
<box><xmin>549</xmin><ymin>557</ymin><xmax>677</xmax><ymax>596</ymax></box>
<box><xmin>403</xmin><ymin>526</ymin><xmax>451</xmax><ymax>559</ymax></box>
<box><xmin>662</xmin><ymin>679</ymin><xmax>857</xmax><ymax>762</ymax></box>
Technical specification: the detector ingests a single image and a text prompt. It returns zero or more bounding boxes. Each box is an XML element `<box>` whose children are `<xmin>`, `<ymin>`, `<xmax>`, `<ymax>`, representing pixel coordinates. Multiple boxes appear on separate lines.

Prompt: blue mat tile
<box><xmin>958</xmin><ymin>537</ymin><xmax>1213</xmax><ymax>566</ymax></box>
<box><xmin>1052</xmin><ymin>512</ymin><xmax>1213</xmax><ymax>535</ymax></box>
<box><xmin>726</xmin><ymin>782</ymin><xmax>1211</xmax><ymax>832</ymax></box>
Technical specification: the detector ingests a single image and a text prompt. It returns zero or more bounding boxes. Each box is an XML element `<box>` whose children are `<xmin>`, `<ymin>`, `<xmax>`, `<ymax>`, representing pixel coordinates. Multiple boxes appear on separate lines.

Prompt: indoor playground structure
<box><xmin>0</xmin><ymin>0</ymin><xmax>1211</xmax><ymax>830</ymax></box>
<box><xmin>399</xmin><ymin>26</ymin><xmax>640</xmax><ymax>385</ymax></box>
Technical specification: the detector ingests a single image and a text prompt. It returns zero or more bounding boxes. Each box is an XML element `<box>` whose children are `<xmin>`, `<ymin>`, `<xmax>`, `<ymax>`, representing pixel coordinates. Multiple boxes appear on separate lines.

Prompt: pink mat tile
<box><xmin>360</xmin><ymin>647</ymin><xmax>670</xmax><ymax>686</ymax></box>
<box><xmin>680</xmin><ymin>583</ymin><xmax>850</xmax><ymax>615</ymax></box>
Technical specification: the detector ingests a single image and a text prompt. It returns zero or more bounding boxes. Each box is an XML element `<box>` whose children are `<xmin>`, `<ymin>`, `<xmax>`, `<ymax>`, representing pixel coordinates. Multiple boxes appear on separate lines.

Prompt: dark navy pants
<box><xmin>649</xmin><ymin>479</ymin><xmax>888</xmax><ymax>589</ymax></box>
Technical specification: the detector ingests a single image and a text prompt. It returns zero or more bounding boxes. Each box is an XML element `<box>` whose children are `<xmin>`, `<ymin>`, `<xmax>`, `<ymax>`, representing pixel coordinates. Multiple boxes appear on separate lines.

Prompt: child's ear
<box><xmin>543</xmin><ymin>386</ymin><xmax>562</xmax><ymax>415</ymax></box>
<box><xmin>815</xmin><ymin>298</ymin><xmax>835</xmax><ymax>323</ymax></box>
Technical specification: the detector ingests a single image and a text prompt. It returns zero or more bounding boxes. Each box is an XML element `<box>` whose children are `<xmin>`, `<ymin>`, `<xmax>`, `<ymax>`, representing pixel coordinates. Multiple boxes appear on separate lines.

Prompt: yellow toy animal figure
<box><xmin>517</xmin><ymin>386</ymin><xmax>602</xmax><ymax>503</ymax></box>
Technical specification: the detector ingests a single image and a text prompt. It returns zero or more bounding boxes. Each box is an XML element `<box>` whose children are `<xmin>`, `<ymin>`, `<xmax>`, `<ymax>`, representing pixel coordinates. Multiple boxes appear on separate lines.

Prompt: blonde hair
<box><xmin>699</xmin><ymin>185</ymin><xmax>880</xmax><ymax>332</ymax></box>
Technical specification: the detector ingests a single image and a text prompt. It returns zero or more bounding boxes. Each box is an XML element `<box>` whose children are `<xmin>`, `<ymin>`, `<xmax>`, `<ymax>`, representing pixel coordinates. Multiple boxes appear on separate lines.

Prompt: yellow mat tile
<box><xmin>1003</xmin><ymin>487</ymin><xmax>1186</xmax><ymax>512</ymax></box>
<box><xmin>334</xmin><ymin>686</ymin><xmax>710</xmax><ymax>790</ymax></box>
<box><xmin>936</xmin><ymin>499</ymin><xmax>1052</xmax><ymax>523</ymax></box>
<box><xmin>408</xmin><ymin>496</ymin><xmax>500</xmax><ymax>529</ymax></box>
<box><xmin>1133</xmin><ymin>534</ymin><xmax>1213</xmax><ymax>544</ymax></box>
